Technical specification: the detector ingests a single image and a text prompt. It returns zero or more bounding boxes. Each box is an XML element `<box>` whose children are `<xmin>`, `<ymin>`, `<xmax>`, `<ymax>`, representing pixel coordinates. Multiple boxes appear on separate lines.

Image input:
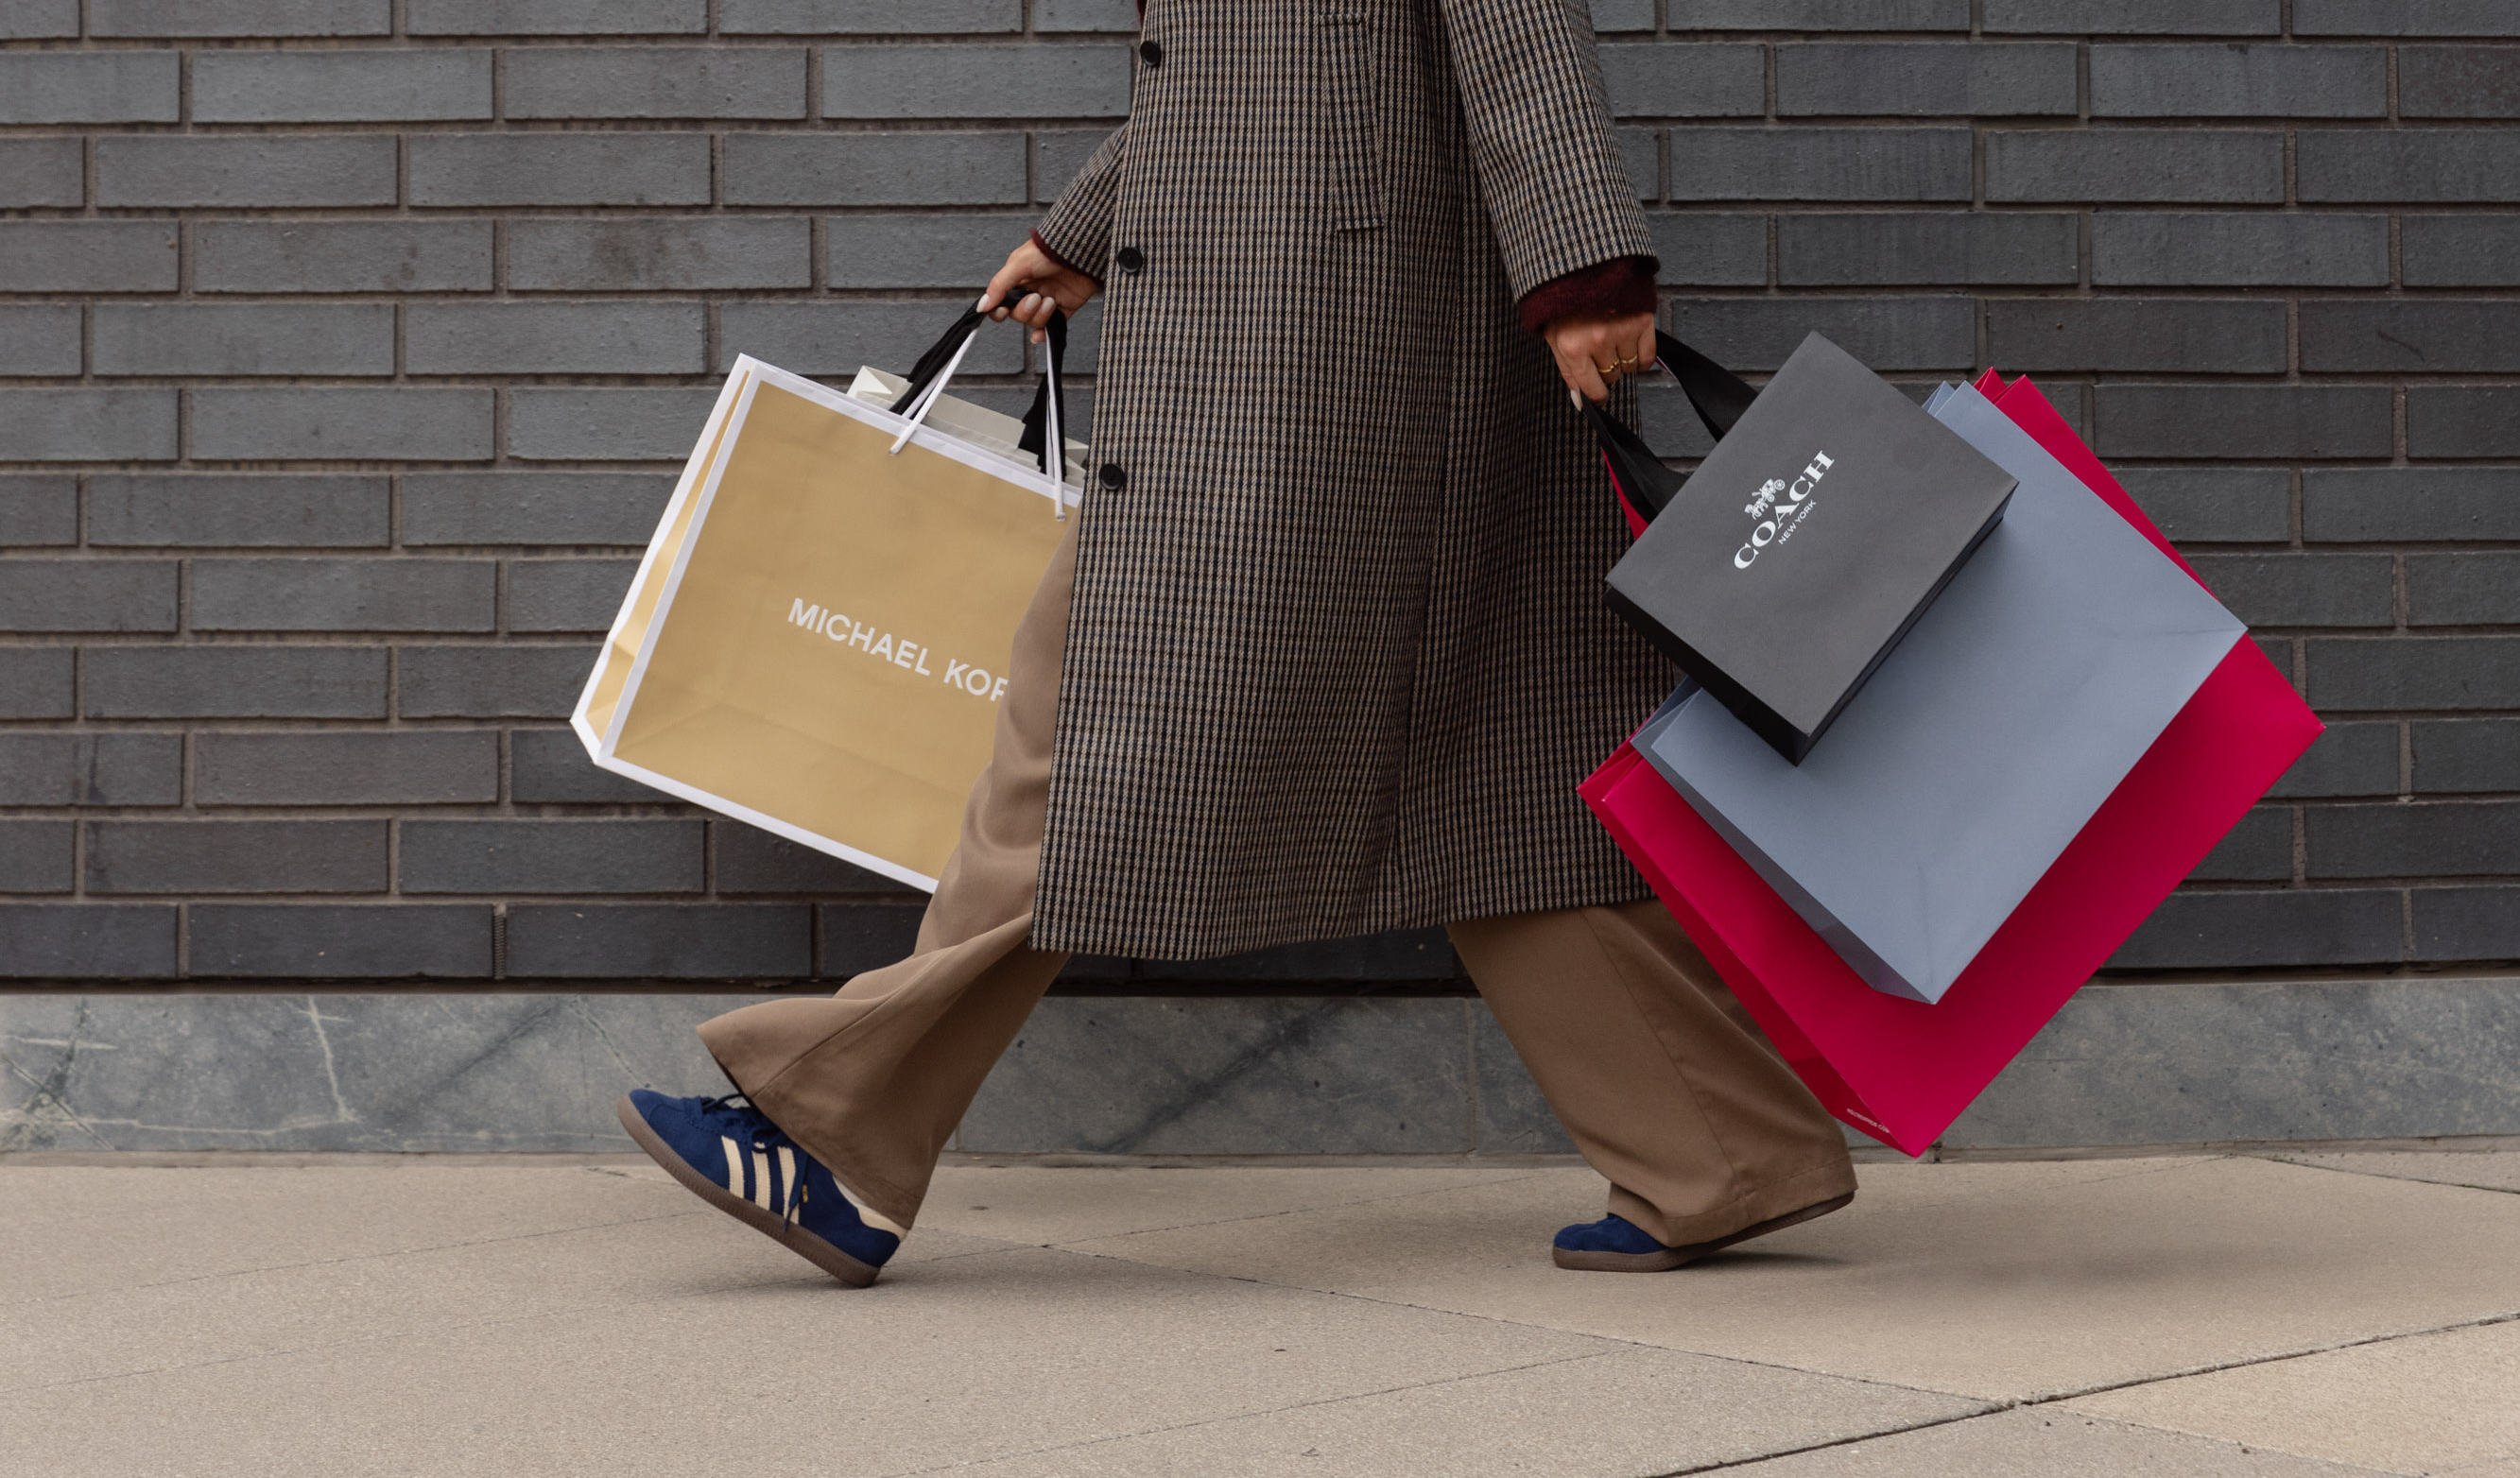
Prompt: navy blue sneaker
<box><xmin>617</xmin><ymin>1090</ymin><xmax>903</xmax><ymax>1286</ymax></box>
<box><xmin>1553</xmin><ymin>1193</ymin><xmax>1853</xmax><ymax>1272</ymax></box>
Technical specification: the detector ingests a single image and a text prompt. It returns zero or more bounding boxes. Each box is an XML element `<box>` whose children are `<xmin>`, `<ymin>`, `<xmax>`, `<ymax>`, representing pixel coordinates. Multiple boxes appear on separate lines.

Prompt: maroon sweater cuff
<box><xmin>1516</xmin><ymin>256</ymin><xmax>1659</xmax><ymax>335</ymax></box>
<box><xmin>1028</xmin><ymin>228</ymin><xmax>1099</xmax><ymax>284</ymax></box>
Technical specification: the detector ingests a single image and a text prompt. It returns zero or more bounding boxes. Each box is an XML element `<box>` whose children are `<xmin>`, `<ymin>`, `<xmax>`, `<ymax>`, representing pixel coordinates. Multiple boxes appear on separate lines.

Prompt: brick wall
<box><xmin>0</xmin><ymin>0</ymin><xmax>2513</xmax><ymax>991</ymax></box>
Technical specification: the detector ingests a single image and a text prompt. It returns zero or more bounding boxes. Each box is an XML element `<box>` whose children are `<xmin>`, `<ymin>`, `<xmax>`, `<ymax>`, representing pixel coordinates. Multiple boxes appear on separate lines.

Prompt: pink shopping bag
<box><xmin>1581</xmin><ymin>371</ymin><xmax>2324</xmax><ymax>1156</ymax></box>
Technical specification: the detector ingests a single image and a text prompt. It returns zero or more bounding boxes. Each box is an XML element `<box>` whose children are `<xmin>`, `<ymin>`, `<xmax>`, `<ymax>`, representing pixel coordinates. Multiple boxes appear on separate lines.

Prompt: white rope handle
<box><xmin>888</xmin><ymin>326</ymin><xmax>979</xmax><ymax>455</ymax></box>
<box><xmin>891</xmin><ymin>296</ymin><xmax>1070</xmax><ymax>524</ymax></box>
<box><xmin>1041</xmin><ymin>327</ymin><xmax>1067</xmax><ymax>523</ymax></box>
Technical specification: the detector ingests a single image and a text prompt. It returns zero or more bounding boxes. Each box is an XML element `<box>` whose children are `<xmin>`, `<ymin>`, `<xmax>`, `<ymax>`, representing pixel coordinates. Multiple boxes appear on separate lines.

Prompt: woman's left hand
<box><xmin>981</xmin><ymin>238</ymin><xmax>1101</xmax><ymax>345</ymax></box>
<box><xmin>1546</xmin><ymin>311</ymin><xmax>1658</xmax><ymax>404</ymax></box>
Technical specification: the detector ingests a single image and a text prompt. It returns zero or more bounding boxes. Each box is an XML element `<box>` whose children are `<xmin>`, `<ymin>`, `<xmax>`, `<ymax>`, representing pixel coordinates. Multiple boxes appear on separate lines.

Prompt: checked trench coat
<box><xmin>1027</xmin><ymin>0</ymin><xmax>1672</xmax><ymax>960</ymax></box>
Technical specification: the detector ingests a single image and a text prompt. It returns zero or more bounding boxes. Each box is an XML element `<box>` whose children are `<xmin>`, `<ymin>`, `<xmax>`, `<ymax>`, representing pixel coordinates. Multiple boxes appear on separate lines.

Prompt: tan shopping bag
<box><xmin>572</xmin><ymin>307</ymin><xmax>1082</xmax><ymax>890</ymax></box>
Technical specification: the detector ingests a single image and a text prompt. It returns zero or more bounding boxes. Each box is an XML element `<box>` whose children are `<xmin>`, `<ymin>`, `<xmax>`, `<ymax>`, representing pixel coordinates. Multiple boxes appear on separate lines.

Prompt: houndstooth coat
<box><xmin>1029</xmin><ymin>0</ymin><xmax>1669</xmax><ymax>959</ymax></box>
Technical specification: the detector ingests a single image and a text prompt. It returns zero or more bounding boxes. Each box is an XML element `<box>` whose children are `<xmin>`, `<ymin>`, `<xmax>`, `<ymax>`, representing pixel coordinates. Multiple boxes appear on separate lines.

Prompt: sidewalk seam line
<box><xmin>1054</xmin><ymin>1243</ymin><xmax>1983</xmax><ymax>1405</ymax></box>
<box><xmin>1655</xmin><ymin>1307</ymin><xmax>2520</xmax><ymax>1476</ymax></box>
<box><xmin>2255</xmin><ymin>1152</ymin><xmax>2520</xmax><ymax>1198</ymax></box>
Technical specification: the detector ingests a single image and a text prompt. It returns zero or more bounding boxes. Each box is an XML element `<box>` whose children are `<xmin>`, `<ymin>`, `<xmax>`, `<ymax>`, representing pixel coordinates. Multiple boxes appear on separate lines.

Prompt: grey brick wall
<box><xmin>1</xmin><ymin>1</ymin><xmax>2513</xmax><ymax>991</ymax></box>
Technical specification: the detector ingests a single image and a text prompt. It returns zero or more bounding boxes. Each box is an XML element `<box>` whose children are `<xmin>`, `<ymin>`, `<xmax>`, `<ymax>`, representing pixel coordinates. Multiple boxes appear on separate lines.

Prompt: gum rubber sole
<box><xmin>616</xmin><ymin>1095</ymin><xmax>881</xmax><ymax>1288</ymax></box>
<box><xmin>1552</xmin><ymin>1191</ymin><xmax>1855</xmax><ymax>1273</ymax></box>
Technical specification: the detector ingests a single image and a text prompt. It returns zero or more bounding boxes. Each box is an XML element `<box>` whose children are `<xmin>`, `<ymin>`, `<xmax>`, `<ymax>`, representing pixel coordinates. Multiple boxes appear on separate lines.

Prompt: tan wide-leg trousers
<box><xmin>699</xmin><ymin>523</ymin><xmax>1855</xmax><ymax>1243</ymax></box>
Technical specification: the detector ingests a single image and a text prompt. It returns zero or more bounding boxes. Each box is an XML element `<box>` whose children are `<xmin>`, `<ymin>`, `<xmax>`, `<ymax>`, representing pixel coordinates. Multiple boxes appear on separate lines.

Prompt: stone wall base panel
<box><xmin>5</xmin><ymin>977</ymin><xmax>2516</xmax><ymax>1157</ymax></box>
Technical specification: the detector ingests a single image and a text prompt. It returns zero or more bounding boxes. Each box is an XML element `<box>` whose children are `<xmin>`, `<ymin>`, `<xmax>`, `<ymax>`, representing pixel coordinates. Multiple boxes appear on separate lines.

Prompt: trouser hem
<box><xmin>1615</xmin><ymin>1153</ymin><xmax>1857</xmax><ymax>1248</ymax></box>
<box><xmin>700</xmin><ymin>1031</ymin><xmax>929</xmax><ymax>1233</ymax></box>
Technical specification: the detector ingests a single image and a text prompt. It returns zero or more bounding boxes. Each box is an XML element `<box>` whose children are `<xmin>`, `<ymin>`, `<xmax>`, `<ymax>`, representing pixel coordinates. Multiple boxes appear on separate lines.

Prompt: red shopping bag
<box><xmin>1582</xmin><ymin>371</ymin><xmax>2324</xmax><ymax>1156</ymax></box>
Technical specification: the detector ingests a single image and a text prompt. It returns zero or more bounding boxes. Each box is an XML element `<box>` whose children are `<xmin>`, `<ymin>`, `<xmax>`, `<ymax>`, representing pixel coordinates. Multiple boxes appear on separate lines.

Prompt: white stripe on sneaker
<box><xmin>828</xmin><ymin>1175</ymin><xmax>907</xmax><ymax>1237</ymax></box>
<box><xmin>750</xmin><ymin>1149</ymin><xmax>774</xmax><ymax>1211</ymax></box>
<box><xmin>718</xmin><ymin>1136</ymin><xmax>744</xmax><ymax>1198</ymax></box>
<box><xmin>776</xmin><ymin>1147</ymin><xmax>798</xmax><ymax>1211</ymax></box>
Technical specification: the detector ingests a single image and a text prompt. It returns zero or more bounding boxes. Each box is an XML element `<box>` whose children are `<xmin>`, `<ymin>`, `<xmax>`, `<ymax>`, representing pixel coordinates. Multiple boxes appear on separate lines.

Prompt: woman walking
<box><xmin>621</xmin><ymin>0</ymin><xmax>1855</xmax><ymax>1286</ymax></box>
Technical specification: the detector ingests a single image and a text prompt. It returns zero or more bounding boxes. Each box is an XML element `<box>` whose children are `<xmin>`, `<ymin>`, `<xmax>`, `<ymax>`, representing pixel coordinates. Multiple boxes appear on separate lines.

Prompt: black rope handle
<box><xmin>885</xmin><ymin>292</ymin><xmax>1070</xmax><ymax>473</ymax></box>
<box><xmin>1580</xmin><ymin>329</ymin><xmax>1757</xmax><ymax>523</ymax></box>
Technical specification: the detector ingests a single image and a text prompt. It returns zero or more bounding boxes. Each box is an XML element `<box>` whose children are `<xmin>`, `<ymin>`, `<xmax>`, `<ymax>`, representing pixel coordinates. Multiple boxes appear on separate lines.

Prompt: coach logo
<box><xmin>1733</xmin><ymin>451</ymin><xmax>1835</xmax><ymax>570</ymax></box>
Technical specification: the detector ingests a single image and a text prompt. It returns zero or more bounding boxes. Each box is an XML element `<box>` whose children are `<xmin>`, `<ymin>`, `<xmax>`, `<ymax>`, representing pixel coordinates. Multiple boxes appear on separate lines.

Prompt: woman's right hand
<box><xmin>980</xmin><ymin>238</ymin><xmax>1100</xmax><ymax>344</ymax></box>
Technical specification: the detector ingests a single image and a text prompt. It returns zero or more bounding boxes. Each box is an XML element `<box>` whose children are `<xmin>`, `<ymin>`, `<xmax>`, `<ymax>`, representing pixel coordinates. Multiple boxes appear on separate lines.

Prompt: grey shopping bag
<box><xmin>1632</xmin><ymin>382</ymin><xmax>2247</xmax><ymax>1005</ymax></box>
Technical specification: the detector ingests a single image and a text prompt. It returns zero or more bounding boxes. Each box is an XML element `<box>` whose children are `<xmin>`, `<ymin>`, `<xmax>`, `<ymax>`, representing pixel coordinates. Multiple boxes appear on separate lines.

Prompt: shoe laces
<box><xmin>698</xmin><ymin>1093</ymin><xmax>811</xmax><ymax>1232</ymax></box>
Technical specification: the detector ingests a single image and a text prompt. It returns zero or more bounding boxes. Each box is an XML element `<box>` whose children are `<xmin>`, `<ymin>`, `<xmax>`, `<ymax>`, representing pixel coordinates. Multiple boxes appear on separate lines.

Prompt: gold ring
<box><xmin>1617</xmin><ymin>354</ymin><xmax>1638</xmax><ymax>369</ymax></box>
<box><xmin>1596</xmin><ymin>361</ymin><xmax>1620</xmax><ymax>376</ymax></box>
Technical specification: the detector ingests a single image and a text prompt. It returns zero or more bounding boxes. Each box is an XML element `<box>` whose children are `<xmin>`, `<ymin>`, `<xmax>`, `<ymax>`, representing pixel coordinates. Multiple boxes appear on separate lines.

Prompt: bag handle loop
<box><xmin>1579</xmin><ymin>328</ymin><xmax>1757</xmax><ymax>524</ymax></box>
<box><xmin>887</xmin><ymin>294</ymin><xmax>1072</xmax><ymax>521</ymax></box>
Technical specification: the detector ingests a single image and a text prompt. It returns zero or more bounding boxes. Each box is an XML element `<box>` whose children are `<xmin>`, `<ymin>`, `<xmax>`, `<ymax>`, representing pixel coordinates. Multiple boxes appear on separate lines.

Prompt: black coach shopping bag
<box><xmin>1590</xmin><ymin>332</ymin><xmax>2018</xmax><ymax>765</ymax></box>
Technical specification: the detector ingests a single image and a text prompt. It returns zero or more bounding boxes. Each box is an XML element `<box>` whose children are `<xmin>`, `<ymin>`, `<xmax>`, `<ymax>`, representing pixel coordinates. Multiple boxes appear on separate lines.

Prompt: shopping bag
<box><xmin>572</xmin><ymin>301</ymin><xmax>1084</xmax><ymax>890</ymax></box>
<box><xmin>1581</xmin><ymin>372</ymin><xmax>2322</xmax><ymax>1155</ymax></box>
<box><xmin>1597</xmin><ymin>332</ymin><xmax>2018</xmax><ymax>764</ymax></box>
<box><xmin>1628</xmin><ymin>381</ymin><xmax>2245</xmax><ymax>1004</ymax></box>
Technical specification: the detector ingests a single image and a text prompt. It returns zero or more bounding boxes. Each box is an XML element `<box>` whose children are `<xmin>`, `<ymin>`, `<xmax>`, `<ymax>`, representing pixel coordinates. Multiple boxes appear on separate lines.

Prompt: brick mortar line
<box><xmin>3</xmin><ymin>32</ymin><xmax>2515</xmax><ymax>50</ymax></box>
<box><xmin>14</xmin><ymin>119</ymin><xmax>2514</xmax><ymax>137</ymax></box>
<box><xmin>14</xmin><ymin>288</ymin><xmax>2520</xmax><ymax>307</ymax></box>
<box><xmin>12</xmin><ymin>369</ymin><xmax>2520</xmax><ymax>381</ymax></box>
<box><xmin>0</xmin><ymin>542</ymin><xmax>2424</xmax><ymax>559</ymax></box>
<box><xmin>0</xmin><ymin>118</ymin><xmax>1137</xmax><ymax>135</ymax></box>
<box><xmin>14</xmin><ymin>203</ymin><xmax>2520</xmax><ymax>215</ymax></box>
<box><xmin>11</xmin><ymin>790</ymin><xmax>2517</xmax><ymax>816</ymax></box>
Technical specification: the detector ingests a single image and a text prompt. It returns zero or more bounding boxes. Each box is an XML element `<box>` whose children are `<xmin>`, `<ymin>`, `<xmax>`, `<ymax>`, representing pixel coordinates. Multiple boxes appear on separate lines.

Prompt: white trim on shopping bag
<box><xmin>587</xmin><ymin>366</ymin><xmax>949</xmax><ymax>893</ymax></box>
<box><xmin>1042</xmin><ymin>327</ymin><xmax>1066</xmax><ymax>521</ymax></box>
<box><xmin>736</xmin><ymin>354</ymin><xmax>1084</xmax><ymax>512</ymax></box>
<box><xmin>584</xmin><ymin>370</ymin><xmax>952</xmax><ymax>886</ymax></box>
<box><xmin>579</xmin><ymin>352</ymin><xmax>1075</xmax><ymax>893</ymax></box>
<box><xmin>571</xmin><ymin>363</ymin><xmax>755</xmax><ymax>758</ymax></box>
<box><xmin>601</xmin><ymin>370</ymin><xmax>763</xmax><ymax>778</ymax></box>
<box><xmin>889</xmin><ymin>328</ymin><xmax>978</xmax><ymax>455</ymax></box>
<box><xmin>575</xmin><ymin>352</ymin><xmax>1075</xmax><ymax>763</ymax></box>
<box><xmin>581</xmin><ymin>751</ymin><xmax>943</xmax><ymax>893</ymax></box>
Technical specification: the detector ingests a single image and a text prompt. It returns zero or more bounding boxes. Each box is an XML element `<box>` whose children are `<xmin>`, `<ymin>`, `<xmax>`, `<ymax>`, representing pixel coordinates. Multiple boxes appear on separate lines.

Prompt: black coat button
<box><xmin>1139</xmin><ymin>40</ymin><xmax>1163</xmax><ymax>65</ymax></box>
<box><xmin>1114</xmin><ymin>245</ymin><xmax>1146</xmax><ymax>275</ymax></box>
<box><xmin>1098</xmin><ymin>462</ymin><xmax>1128</xmax><ymax>491</ymax></box>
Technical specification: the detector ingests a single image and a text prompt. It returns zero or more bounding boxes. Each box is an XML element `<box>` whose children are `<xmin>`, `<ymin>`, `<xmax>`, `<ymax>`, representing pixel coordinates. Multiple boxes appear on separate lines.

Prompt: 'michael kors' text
<box><xmin>787</xmin><ymin>598</ymin><xmax>1008</xmax><ymax>702</ymax></box>
<box><xmin>1734</xmin><ymin>450</ymin><xmax>1835</xmax><ymax>570</ymax></box>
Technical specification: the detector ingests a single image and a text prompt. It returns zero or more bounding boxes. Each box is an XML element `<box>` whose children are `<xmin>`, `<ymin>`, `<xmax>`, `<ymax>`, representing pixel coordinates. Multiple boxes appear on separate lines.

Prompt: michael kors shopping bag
<box><xmin>573</xmin><ymin>302</ymin><xmax>1084</xmax><ymax>889</ymax></box>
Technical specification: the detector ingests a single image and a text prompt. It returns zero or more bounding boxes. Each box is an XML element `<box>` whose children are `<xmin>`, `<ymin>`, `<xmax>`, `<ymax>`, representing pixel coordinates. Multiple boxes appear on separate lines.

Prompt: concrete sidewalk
<box><xmin>5</xmin><ymin>1152</ymin><xmax>2518</xmax><ymax>1476</ymax></box>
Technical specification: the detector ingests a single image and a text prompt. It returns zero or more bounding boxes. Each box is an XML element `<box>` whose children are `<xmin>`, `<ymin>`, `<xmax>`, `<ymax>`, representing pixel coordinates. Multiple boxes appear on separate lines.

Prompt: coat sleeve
<box><xmin>1032</xmin><ymin>121</ymin><xmax>1130</xmax><ymax>284</ymax></box>
<box><xmin>1518</xmin><ymin>254</ymin><xmax>1658</xmax><ymax>334</ymax></box>
<box><xmin>1439</xmin><ymin>0</ymin><xmax>1657</xmax><ymax>301</ymax></box>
